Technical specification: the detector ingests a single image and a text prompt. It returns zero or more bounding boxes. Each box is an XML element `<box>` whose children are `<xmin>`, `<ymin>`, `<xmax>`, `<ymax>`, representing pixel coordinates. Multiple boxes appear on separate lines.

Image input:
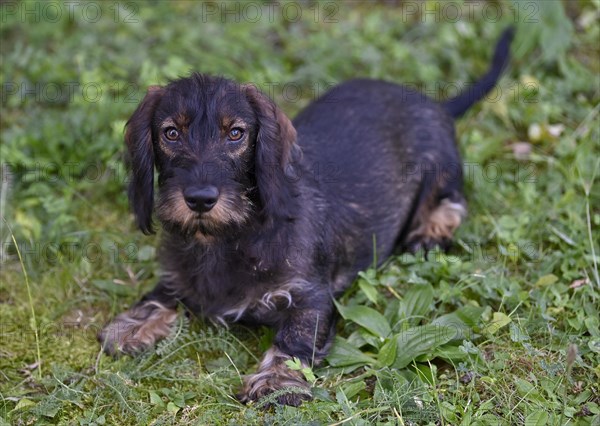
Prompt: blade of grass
<box><xmin>579</xmin><ymin>158</ymin><xmax>600</xmax><ymax>288</ymax></box>
<box><xmin>3</xmin><ymin>217</ymin><xmax>43</xmax><ymax>378</ymax></box>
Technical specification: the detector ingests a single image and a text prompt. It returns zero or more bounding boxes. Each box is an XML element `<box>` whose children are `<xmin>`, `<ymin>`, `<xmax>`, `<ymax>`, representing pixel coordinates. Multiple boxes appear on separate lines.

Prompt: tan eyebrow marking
<box><xmin>160</xmin><ymin>118</ymin><xmax>177</xmax><ymax>129</ymax></box>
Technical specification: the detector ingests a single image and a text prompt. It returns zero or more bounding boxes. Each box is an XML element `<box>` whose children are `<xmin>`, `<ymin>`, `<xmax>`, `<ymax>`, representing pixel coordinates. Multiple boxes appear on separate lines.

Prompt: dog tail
<box><xmin>442</xmin><ymin>26</ymin><xmax>514</xmax><ymax>118</ymax></box>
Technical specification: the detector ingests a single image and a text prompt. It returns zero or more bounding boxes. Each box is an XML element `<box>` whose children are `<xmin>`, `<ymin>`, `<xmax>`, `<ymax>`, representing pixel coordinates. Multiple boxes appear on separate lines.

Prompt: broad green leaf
<box><xmin>534</xmin><ymin>274</ymin><xmax>558</xmax><ymax>287</ymax></box>
<box><xmin>431</xmin><ymin>313</ymin><xmax>468</xmax><ymax>339</ymax></box>
<box><xmin>483</xmin><ymin>312</ymin><xmax>512</xmax><ymax>335</ymax></box>
<box><xmin>34</xmin><ymin>400</ymin><xmax>61</xmax><ymax>418</ymax></box>
<box><xmin>432</xmin><ymin>344</ymin><xmax>469</xmax><ymax>362</ymax></box>
<box><xmin>431</xmin><ymin>304</ymin><xmax>484</xmax><ymax>340</ymax></box>
<box><xmin>415</xmin><ymin>363</ymin><xmax>437</xmax><ymax>385</ymax></box>
<box><xmin>171</xmin><ymin>393</ymin><xmax>186</xmax><ymax>408</ymax></box>
<box><xmin>454</xmin><ymin>304</ymin><xmax>486</xmax><ymax>327</ymax></box>
<box><xmin>399</xmin><ymin>284</ymin><xmax>434</xmax><ymax>322</ymax></box>
<box><xmin>11</xmin><ymin>398</ymin><xmax>36</xmax><ymax>412</ymax></box>
<box><xmin>377</xmin><ymin>338</ymin><xmax>397</xmax><ymax>367</ymax></box>
<box><xmin>439</xmin><ymin>400</ymin><xmax>458</xmax><ymax>422</ymax></box>
<box><xmin>286</xmin><ymin>358</ymin><xmax>316</xmax><ymax>382</ymax></box>
<box><xmin>334</xmin><ymin>301</ymin><xmax>391</xmax><ymax>338</ymax></box>
<box><xmin>311</xmin><ymin>387</ymin><xmax>334</xmax><ymax>402</ymax></box>
<box><xmin>326</xmin><ymin>336</ymin><xmax>377</xmax><ymax>367</ymax></box>
<box><xmin>148</xmin><ymin>391</ymin><xmax>163</xmax><ymax>406</ymax></box>
<box><xmin>285</xmin><ymin>357</ymin><xmax>303</xmax><ymax>371</ymax></box>
<box><xmin>509</xmin><ymin>323</ymin><xmax>530</xmax><ymax>342</ymax></box>
<box><xmin>393</xmin><ymin>324</ymin><xmax>455</xmax><ymax>369</ymax></box>
<box><xmin>588</xmin><ymin>339</ymin><xmax>600</xmax><ymax>354</ymax></box>
<box><xmin>301</xmin><ymin>367</ymin><xmax>317</xmax><ymax>383</ymax></box>
<box><xmin>356</xmin><ymin>329</ymin><xmax>382</xmax><ymax>349</ymax></box>
<box><xmin>584</xmin><ymin>316</ymin><xmax>600</xmax><ymax>337</ymax></box>
<box><xmin>91</xmin><ymin>279</ymin><xmax>135</xmax><ymax>297</ymax></box>
<box><xmin>357</xmin><ymin>269</ymin><xmax>378</xmax><ymax>285</ymax></box>
<box><xmin>514</xmin><ymin>377</ymin><xmax>544</xmax><ymax>403</ymax></box>
<box><xmin>341</xmin><ymin>381</ymin><xmax>366</xmax><ymax>399</ymax></box>
<box><xmin>358</xmin><ymin>280</ymin><xmax>380</xmax><ymax>305</ymax></box>
<box><xmin>166</xmin><ymin>401</ymin><xmax>180</xmax><ymax>414</ymax></box>
<box><xmin>538</xmin><ymin>0</ymin><xmax>574</xmax><ymax>62</ymax></box>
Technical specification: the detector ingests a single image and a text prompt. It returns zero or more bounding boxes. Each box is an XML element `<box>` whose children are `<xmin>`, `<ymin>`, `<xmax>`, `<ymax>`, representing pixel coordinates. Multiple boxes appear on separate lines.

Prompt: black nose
<box><xmin>183</xmin><ymin>186</ymin><xmax>220</xmax><ymax>213</ymax></box>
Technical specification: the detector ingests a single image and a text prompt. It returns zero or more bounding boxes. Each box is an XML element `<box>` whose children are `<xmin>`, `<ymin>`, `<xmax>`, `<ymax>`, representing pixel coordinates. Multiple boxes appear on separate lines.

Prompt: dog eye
<box><xmin>228</xmin><ymin>128</ymin><xmax>244</xmax><ymax>142</ymax></box>
<box><xmin>164</xmin><ymin>127</ymin><xmax>179</xmax><ymax>141</ymax></box>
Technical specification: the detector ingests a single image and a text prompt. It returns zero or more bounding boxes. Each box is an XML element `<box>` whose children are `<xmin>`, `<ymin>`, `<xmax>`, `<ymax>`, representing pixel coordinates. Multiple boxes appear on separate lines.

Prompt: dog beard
<box><xmin>155</xmin><ymin>185</ymin><xmax>254</xmax><ymax>237</ymax></box>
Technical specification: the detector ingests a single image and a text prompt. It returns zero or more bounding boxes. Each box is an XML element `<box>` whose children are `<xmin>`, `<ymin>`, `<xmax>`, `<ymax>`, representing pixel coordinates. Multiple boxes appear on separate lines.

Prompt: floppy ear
<box><xmin>243</xmin><ymin>84</ymin><xmax>298</xmax><ymax>221</ymax></box>
<box><xmin>125</xmin><ymin>85</ymin><xmax>163</xmax><ymax>234</ymax></box>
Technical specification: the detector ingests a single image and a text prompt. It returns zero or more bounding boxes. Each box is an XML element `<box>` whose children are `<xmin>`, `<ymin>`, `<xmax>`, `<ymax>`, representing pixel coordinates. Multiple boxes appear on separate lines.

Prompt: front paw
<box><xmin>237</xmin><ymin>348</ymin><xmax>312</xmax><ymax>407</ymax></box>
<box><xmin>405</xmin><ymin>235</ymin><xmax>453</xmax><ymax>255</ymax></box>
<box><xmin>98</xmin><ymin>301</ymin><xmax>178</xmax><ymax>356</ymax></box>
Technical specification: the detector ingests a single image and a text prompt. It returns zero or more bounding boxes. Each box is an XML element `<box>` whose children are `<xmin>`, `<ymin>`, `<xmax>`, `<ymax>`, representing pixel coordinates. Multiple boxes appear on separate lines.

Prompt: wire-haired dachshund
<box><xmin>99</xmin><ymin>28</ymin><xmax>514</xmax><ymax>406</ymax></box>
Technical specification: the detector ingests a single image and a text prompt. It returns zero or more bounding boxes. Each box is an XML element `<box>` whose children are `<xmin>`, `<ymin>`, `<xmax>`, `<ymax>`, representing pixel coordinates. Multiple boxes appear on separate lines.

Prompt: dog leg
<box><xmin>406</xmin><ymin>197</ymin><xmax>466</xmax><ymax>253</ymax></box>
<box><xmin>237</xmin><ymin>346</ymin><xmax>311</xmax><ymax>407</ymax></box>
<box><xmin>98</xmin><ymin>283</ymin><xmax>178</xmax><ymax>356</ymax></box>
<box><xmin>238</xmin><ymin>297</ymin><xmax>334</xmax><ymax>406</ymax></box>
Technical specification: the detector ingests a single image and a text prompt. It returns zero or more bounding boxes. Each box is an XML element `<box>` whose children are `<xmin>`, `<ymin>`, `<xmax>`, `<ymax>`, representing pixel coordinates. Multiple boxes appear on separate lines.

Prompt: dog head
<box><xmin>125</xmin><ymin>74</ymin><xmax>298</xmax><ymax>237</ymax></box>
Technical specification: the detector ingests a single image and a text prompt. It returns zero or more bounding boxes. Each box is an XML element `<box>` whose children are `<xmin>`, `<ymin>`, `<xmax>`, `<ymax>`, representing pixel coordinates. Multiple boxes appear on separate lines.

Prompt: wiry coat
<box><xmin>99</xmin><ymin>28</ymin><xmax>513</xmax><ymax>406</ymax></box>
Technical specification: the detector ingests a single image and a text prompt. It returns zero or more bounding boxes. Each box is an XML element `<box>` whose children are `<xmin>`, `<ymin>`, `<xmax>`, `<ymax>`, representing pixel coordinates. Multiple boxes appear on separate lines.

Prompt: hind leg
<box><xmin>405</xmin><ymin>195</ymin><xmax>466</xmax><ymax>253</ymax></box>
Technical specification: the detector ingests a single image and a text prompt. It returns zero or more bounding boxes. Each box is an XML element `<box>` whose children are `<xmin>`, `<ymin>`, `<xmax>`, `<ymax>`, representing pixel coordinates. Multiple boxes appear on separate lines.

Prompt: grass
<box><xmin>1</xmin><ymin>0</ymin><xmax>599</xmax><ymax>424</ymax></box>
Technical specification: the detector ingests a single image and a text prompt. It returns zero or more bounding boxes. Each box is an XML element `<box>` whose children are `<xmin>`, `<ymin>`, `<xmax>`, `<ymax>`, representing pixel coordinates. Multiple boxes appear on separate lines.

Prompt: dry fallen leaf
<box><xmin>547</xmin><ymin>124</ymin><xmax>565</xmax><ymax>138</ymax></box>
<box><xmin>569</xmin><ymin>278</ymin><xmax>590</xmax><ymax>289</ymax></box>
<box><xmin>510</xmin><ymin>142</ymin><xmax>532</xmax><ymax>160</ymax></box>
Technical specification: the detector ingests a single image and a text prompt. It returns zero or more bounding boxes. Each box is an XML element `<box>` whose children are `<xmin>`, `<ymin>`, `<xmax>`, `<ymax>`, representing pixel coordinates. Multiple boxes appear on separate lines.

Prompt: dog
<box><xmin>99</xmin><ymin>28</ymin><xmax>513</xmax><ymax>406</ymax></box>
